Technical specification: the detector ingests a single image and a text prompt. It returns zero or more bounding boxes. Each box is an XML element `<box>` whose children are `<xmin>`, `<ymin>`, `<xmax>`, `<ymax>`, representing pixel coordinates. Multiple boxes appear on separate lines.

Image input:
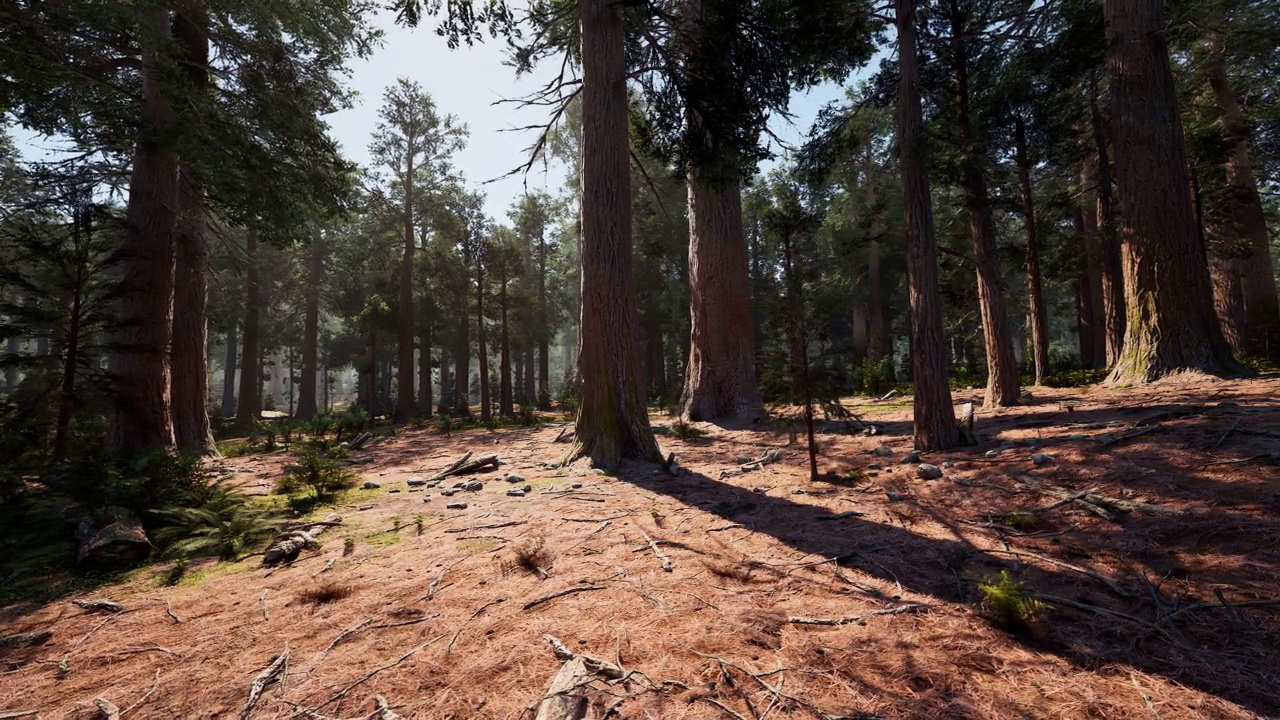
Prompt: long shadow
<box><xmin>607</xmin><ymin>440</ymin><xmax>1280</xmax><ymax>715</ymax></box>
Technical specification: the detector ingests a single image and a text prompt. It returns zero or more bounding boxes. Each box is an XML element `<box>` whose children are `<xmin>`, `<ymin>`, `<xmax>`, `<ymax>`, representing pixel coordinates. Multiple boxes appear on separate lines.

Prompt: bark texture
<box><xmin>680</xmin><ymin>176</ymin><xmax>763</xmax><ymax>422</ymax></box>
<box><xmin>1208</xmin><ymin>29</ymin><xmax>1280</xmax><ymax>360</ymax></box>
<box><xmin>108</xmin><ymin>4</ymin><xmax>178</xmax><ymax>454</ymax></box>
<box><xmin>295</xmin><ymin>229</ymin><xmax>323</xmax><ymax>420</ymax></box>
<box><xmin>568</xmin><ymin>0</ymin><xmax>662</xmax><ymax>469</ymax></box>
<box><xmin>234</xmin><ymin>229</ymin><xmax>261</xmax><ymax>428</ymax></box>
<box><xmin>1104</xmin><ymin>0</ymin><xmax>1242</xmax><ymax>382</ymax></box>
<box><xmin>1089</xmin><ymin>82</ymin><xmax>1126</xmax><ymax>365</ymax></box>
<box><xmin>898</xmin><ymin>0</ymin><xmax>958</xmax><ymax>450</ymax></box>
<box><xmin>418</xmin><ymin>313</ymin><xmax>434</xmax><ymax>416</ymax></box>
<box><xmin>1014</xmin><ymin>117</ymin><xmax>1049</xmax><ymax>386</ymax></box>
<box><xmin>220</xmin><ymin>324</ymin><xmax>236</xmax><ymax>417</ymax></box>
<box><xmin>499</xmin><ymin>278</ymin><xmax>513</xmax><ymax>417</ymax></box>
<box><xmin>395</xmin><ymin>152</ymin><xmax>417</xmax><ymax>421</ymax></box>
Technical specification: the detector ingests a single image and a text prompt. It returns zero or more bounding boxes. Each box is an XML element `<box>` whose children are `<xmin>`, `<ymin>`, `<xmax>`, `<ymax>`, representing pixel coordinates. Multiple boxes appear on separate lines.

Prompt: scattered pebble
<box><xmin>985</xmin><ymin>450</ymin><xmax>1000</xmax><ymax>459</ymax></box>
<box><xmin>999</xmin><ymin>441</ymin><xmax>1016</xmax><ymax>450</ymax></box>
<box><xmin>422</xmin><ymin>497</ymin><xmax>430</xmax><ymax>503</ymax></box>
<box><xmin>407</xmin><ymin>477</ymin><xmax>427</xmax><ymax>487</ymax></box>
<box><xmin>736</xmin><ymin>455</ymin><xmax>753</xmax><ymax>464</ymax></box>
<box><xmin>886</xmin><ymin>492</ymin><xmax>908</xmax><ymax>502</ymax></box>
<box><xmin>942</xmin><ymin>460</ymin><xmax>955</xmax><ymax>469</ymax></box>
<box><xmin>462</xmin><ymin>481</ymin><xmax>483</xmax><ymax>492</ymax></box>
<box><xmin>1031</xmin><ymin>453</ymin><xmax>1053</xmax><ymax>466</ymax></box>
<box><xmin>900</xmin><ymin>451</ymin><xmax>921</xmax><ymax>464</ymax></box>
<box><xmin>522</xmin><ymin>485</ymin><xmax>533</xmax><ymax>493</ymax></box>
<box><xmin>389</xmin><ymin>488</ymin><xmax>401</xmax><ymax>494</ymax></box>
<box><xmin>570</xmin><ymin>483</ymin><xmax>583</xmax><ymax>489</ymax></box>
<box><xmin>504</xmin><ymin>472</ymin><xmax>526</xmax><ymax>483</ymax></box>
<box><xmin>792</xmin><ymin>489</ymin><xmax>807</xmax><ymax>495</ymax></box>
<box><xmin>361</xmin><ymin>481</ymin><xmax>381</xmax><ymax>490</ymax></box>
<box><xmin>440</xmin><ymin>489</ymin><xmax>457</xmax><ymax>497</ymax></box>
<box><xmin>357</xmin><ymin>504</ymin><xmax>374</xmax><ymax>511</ymax></box>
<box><xmin>506</xmin><ymin>489</ymin><xmax>526</xmax><ymax>497</ymax></box>
<box><xmin>445</xmin><ymin>502</ymin><xmax>468</xmax><ymax>510</ymax></box>
<box><xmin>752</xmin><ymin>488</ymin><xmax>767</xmax><ymax>494</ymax></box>
<box><xmin>916</xmin><ymin>464</ymin><xmax>943</xmax><ymax>480</ymax></box>
<box><xmin>868</xmin><ymin>463</ymin><xmax>882</xmax><ymax>470</ymax></box>
<box><xmin>873</xmin><ymin>446</ymin><xmax>895</xmax><ymax>457</ymax></box>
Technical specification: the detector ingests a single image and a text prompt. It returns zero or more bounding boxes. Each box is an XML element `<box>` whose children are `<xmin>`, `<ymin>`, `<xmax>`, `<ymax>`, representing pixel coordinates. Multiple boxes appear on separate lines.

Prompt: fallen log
<box><xmin>73</xmin><ymin>599</ymin><xmax>124</xmax><ymax>614</ymax></box>
<box><xmin>718</xmin><ymin>448</ymin><xmax>782</xmax><ymax>479</ymax></box>
<box><xmin>0</xmin><ymin>630</ymin><xmax>52</xmax><ymax>649</ymax></box>
<box><xmin>237</xmin><ymin>644</ymin><xmax>289</xmax><ymax>720</ymax></box>
<box><xmin>263</xmin><ymin>515</ymin><xmax>341</xmax><ymax>566</ymax></box>
<box><xmin>534</xmin><ymin>657</ymin><xmax>592</xmax><ymax>720</ymax></box>
<box><xmin>94</xmin><ymin>698</ymin><xmax>120</xmax><ymax>720</ymax></box>
<box><xmin>427</xmin><ymin>452</ymin><xmax>501</xmax><ymax>482</ymax></box>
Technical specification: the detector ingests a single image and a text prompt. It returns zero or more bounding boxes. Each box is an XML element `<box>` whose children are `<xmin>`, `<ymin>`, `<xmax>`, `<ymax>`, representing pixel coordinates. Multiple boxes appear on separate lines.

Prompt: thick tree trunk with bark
<box><xmin>568</xmin><ymin>0</ymin><xmax>662</xmax><ymax>469</ymax></box>
<box><xmin>1209</xmin><ymin>252</ymin><xmax>1247</xmax><ymax>354</ymax></box>
<box><xmin>523</xmin><ymin>341</ymin><xmax>535</xmax><ymax>409</ymax></box>
<box><xmin>438</xmin><ymin>344</ymin><xmax>452</xmax><ymax>415</ymax></box>
<box><xmin>220</xmin><ymin>325</ymin><xmax>236</xmax><ymax>417</ymax></box>
<box><xmin>169</xmin><ymin>1</ymin><xmax>216</xmax><ymax>455</ymax></box>
<box><xmin>1104</xmin><ymin>0</ymin><xmax>1243</xmax><ymax>382</ymax></box>
<box><xmin>950</xmin><ymin>1</ymin><xmax>1019</xmax><ymax>407</ymax></box>
<box><xmin>1014</xmin><ymin>117</ymin><xmax>1049</xmax><ymax>386</ymax></box>
<box><xmin>898</xmin><ymin>0</ymin><xmax>958</xmax><ymax>450</ymax></box>
<box><xmin>108</xmin><ymin>4</ymin><xmax>178</xmax><ymax>455</ymax></box>
<box><xmin>476</xmin><ymin>263</ymin><xmax>491</xmax><ymax>422</ymax></box>
<box><xmin>537</xmin><ymin>227</ymin><xmax>552</xmax><ymax>409</ymax></box>
<box><xmin>851</xmin><ymin>304</ymin><xmax>869</xmax><ymax>363</ymax></box>
<box><xmin>499</xmin><ymin>279</ymin><xmax>513</xmax><ymax>417</ymax></box>
<box><xmin>295</xmin><ymin>229</ymin><xmax>323</xmax><ymax>420</ymax></box>
<box><xmin>418</xmin><ymin>313</ymin><xmax>433</xmax><ymax>416</ymax></box>
<box><xmin>1089</xmin><ymin>82</ymin><xmax>1126</xmax><ymax>365</ymax></box>
<box><xmin>234</xmin><ymin>229</ymin><xmax>261</xmax><ymax>429</ymax></box>
<box><xmin>680</xmin><ymin>176</ymin><xmax>763</xmax><ymax>422</ymax></box>
<box><xmin>395</xmin><ymin>154</ymin><xmax>417</xmax><ymax>421</ymax></box>
<box><xmin>1208</xmin><ymin>29</ymin><xmax>1280</xmax><ymax>360</ymax></box>
<box><xmin>455</xmin><ymin>314</ymin><xmax>470</xmax><ymax>416</ymax></box>
<box><xmin>864</xmin><ymin>143</ymin><xmax>889</xmax><ymax>364</ymax></box>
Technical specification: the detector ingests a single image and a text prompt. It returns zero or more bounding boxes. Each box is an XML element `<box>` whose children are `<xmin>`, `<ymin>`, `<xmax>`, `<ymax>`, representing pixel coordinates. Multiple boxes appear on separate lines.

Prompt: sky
<box><xmin>10</xmin><ymin>8</ymin><xmax>855</xmax><ymax>223</ymax></box>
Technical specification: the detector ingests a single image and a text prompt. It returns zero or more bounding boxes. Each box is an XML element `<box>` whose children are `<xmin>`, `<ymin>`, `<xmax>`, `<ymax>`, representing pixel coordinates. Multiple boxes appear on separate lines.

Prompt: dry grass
<box><xmin>297</xmin><ymin>581</ymin><xmax>354</xmax><ymax>606</ymax></box>
<box><xmin>2</xmin><ymin>378</ymin><xmax>1278</xmax><ymax>719</ymax></box>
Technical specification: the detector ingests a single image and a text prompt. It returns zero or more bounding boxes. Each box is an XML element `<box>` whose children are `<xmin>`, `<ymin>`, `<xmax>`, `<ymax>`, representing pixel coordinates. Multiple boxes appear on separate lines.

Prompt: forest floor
<box><xmin>2</xmin><ymin>377</ymin><xmax>1279</xmax><ymax>719</ymax></box>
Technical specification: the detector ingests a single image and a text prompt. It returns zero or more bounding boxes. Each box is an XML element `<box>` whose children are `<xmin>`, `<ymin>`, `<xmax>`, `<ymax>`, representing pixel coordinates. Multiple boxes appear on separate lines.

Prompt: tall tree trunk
<box><xmin>419</xmin><ymin>312</ymin><xmax>433</xmax><ymax>416</ymax></box>
<box><xmin>1075</xmin><ymin>208</ymin><xmax>1100</xmax><ymax>364</ymax></box>
<box><xmin>949</xmin><ymin>0</ymin><xmax>1019</xmax><ymax>407</ymax></box>
<box><xmin>395</xmin><ymin>153</ymin><xmax>417</xmax><ymax>421</ymax></box>
<box><xmin>523</xmin><ymin>341</ymin><xmax>535</xmax><ymax>409</ymax></box>
<box><xmin>499</xmin><ymin>279</ymin><xmax>513</xmax><ymax>417</ymax></box>
<box><xmin>851</xmin><ymin>304</ymin><xmax>869</xmax><ymax>362</ymax></box>
<box><xmin>53</xmin><ymin>218</ymin><xmax>87</xmax><ymax>462</ymax></box>
<box><xmin>454</xmin><ymin>314</ymin><xmax>470</xmax><ymax>416</ymax></box>
<box><xmin>235</xmin><ymin>229</ymin><xmax>261</xmax><ymax>429</ymax></box>
<box><xmin>1014</xmin><ymin>117</ymin><xmax>1050</xmax><ymax>386</ymax></box>
<box><xmin>1089</xmin><ymin>80</ymin><xmax>1126</xmax><ymax>365</ymax></box>
<box><xmin>295</xmin><ymin>229</ymin><xmax>323</xmax><ymax>420</ymax></box>
<box><xmin>220</xmin><ymin>325</ymin><xmax>236</xmax><ymax>417</ymax></box>
<box><xmin>1208</xmin><ymin>29</ymin><xmax>1280</xmax><ymax>360</ymax></box>
<box><xmin>537</xmin><ymin>226</ymin><xmax>552</xmax><ymax>409</ymax></box>
<box><xmin>1209</xmin><ymin>253</ymin><xmax>1247</xmax><ymax>354</ymax></box>
<box><xmin>477</xmin><ymin>262</ymin><xmax>491</xmax><ymax>421</ymax></box>
<box><xmin>1104</xmin><ymin>0</ymin><xmax>1242</xmax><ymax>382</ymax></box>
<box><xmin>569</xmin><ymin>0</ymin><xmax>662</xmax><ymax>468</ymax></box>
<box><xmin>864</xmin><ymin>143</ymin><xmax>889</xmax><ymax>364</ymax></box>
<box><xmin>108</xmin><ymin>4</ymin><xmax>178</xmax><ymax>455</ymax></box>
<box><xmin>169</xmin><ymin>1</ymin><xmax>216</xmax><ymax>455</ymax></box>
<box><xmin>898</xmin><ymin>0</ymin><xmax>959</xmax><ymax>450</ymax></box>
<box><xmin>438</xmin><ymin>344</ymin><xmax>451</xmax><ymax>415</ymax></box>
<box><xmin>680</xmin><ymin>175</ymin><xmax>763</xmax><ymax>422</ymax></box>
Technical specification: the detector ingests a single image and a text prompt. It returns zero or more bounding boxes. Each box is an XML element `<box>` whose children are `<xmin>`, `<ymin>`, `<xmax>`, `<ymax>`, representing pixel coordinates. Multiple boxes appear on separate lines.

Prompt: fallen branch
<box><xmin>787</xmin><ymin>615</ymin><xmax>862</xmax><ymax>626</ymax></box>
<box><xmin>348</xmin><ymin>432</ymin><xmax>373</xmax><ymax>450</ymax></box>
<box><xmin>259</xmin><ymin>590</ymin><xmax>270</xmax><ymax>621</ymax></box>
<box><xmin>0</xmin><ymin>630</ymin><xmax>52</xmax><ymax>649</ymax></box>
<box><xmin>1099</xmin><ymin>424</ymin><xmax>1163</xmax><ymax>446</ymax></box>
<box><xmin>164</xmin><ymin>599</ymin><xmax>181</xmax><ymax>624</ymax></box>
<box><xmin>559</xmin><ymin>515</ymin><xmax>629</xmax><ymax>523</ymax></box>
<box><xmin>443</xmin><ymin>520</ymin><xmax>527</xmax><ymax>534</ymax></box>
<box><xmin>1161</xmin><ymin>597</ymin><xmax>1280</xmax><ymax>623</ymax></box>
<box><xmin>718</xmin><ymin>448</ymin><xmax>782</xmax><ymax>479</ymax></box>
<box><xmin>310</xmin><ymin>637</ymin><xmax>441</xmax><ymax>715</ymax></box>
<box><xmin>445</xmin><ymin>599</ymin><xmax>504</xmax><ymax>655</ymax></box>
<box><xmin>0</xmin><ymin>712</ymin><xmax>38</xmax><ymax>719</ymax></box>
<box><xmin>427</xmin><ymin>452</ymin><xmax>501</xmax><ymax>482</ymax></box>
<box><xmin>816</xmin><ymin>510</ymin><xmax>867</xmax><ymax>521</ymax></box>
<box><xmin>121</xmin><ymin>669</ymin><xmax>162</xmax><ymax>716</ymax></box>
<box><xmin>690</xmin><ymin>650</ymin><xmax>837</xmax><ymax>720</ymax></box>
<box><xmin>1199</xmin><ymin>452</ymin><xmax>1280</xmax><ymax>467</ymax></box>
<box><xmin>238</xmin><ymin>644</ymin><xmax>289</xmax><ymax>720</ymax></box>
<box><xmin>989</xmin><ymin>548</ymin><xmax>1131</xmax><ymax>598</ymax></box>
<box><xmin>312</xmin><ymin>558</ymin><xmax>336</xmax><ymax>577</ymax></box>
<box><xmin>111</xmin><ymin>646</ymin><xmax>177</xmax><ymax>657</ymax></box>
<box><xmin>523</xmin><ymin>585</ymin><xmax>607</xmax><ymax>611</ymax></box>
<box><xmin>73</xmin><ymin>599</ymin><xmax>124</xmax><ymax>614</ymax></box>
<box><xmin>553</xmin><ymin>426</ymin><xmax>575</xmax><ymax>443</ymax></box>
<box><xmin>637</xmin><ymin>528</ymin><xmax>673</xmax><ymax>572</ymax></box>
<box><xmin>544</xmin><ymin>634</ymin><xmax>625</xmax><ymax>679</ymax></box>
<box><xmin>1206</xmin><ymin>419</ymin><xmax>1241</xmax><ymax>451</ymax></box>
<box><xmin>263</xmin><ymin>515</ymin><xmax>342</xmax><ymax>566</ymax></box>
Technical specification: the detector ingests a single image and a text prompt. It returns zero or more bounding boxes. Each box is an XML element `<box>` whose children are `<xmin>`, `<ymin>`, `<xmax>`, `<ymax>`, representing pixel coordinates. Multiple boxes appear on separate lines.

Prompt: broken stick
<box><xmin>427</xmin><ymin>451</ymin><xmax>501</xmax><ymax>482</ymax></box>
<box><xmin>637</xmin><ymin>528</ymin><xmax>673</xmax><ymax>572</ymax></box>
<box><xmin>237</xmin><ymin>644</ymin><xmax>289</xmax><ymax>720</ymax></box>
<box><xmin>94</xmin><ymin>698</ymin><xmax>120</xmax><ymax>720</ymax></box>
<box><xmin>523</xmin><ymin>586</ymin><xmax>607</xmax><ymax>611</ymax></box>
<box><xmin>73</xmin><ymin>599</ymin><xmax>124</xmax><ymax>614</ymax></box>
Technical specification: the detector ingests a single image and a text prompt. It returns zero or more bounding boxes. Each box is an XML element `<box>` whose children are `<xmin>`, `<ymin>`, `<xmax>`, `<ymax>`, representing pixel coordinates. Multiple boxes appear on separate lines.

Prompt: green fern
<box><xmin>152</xmin><ymin>489</ymin><xmax>278</xmax><ymax>561</ymax></box>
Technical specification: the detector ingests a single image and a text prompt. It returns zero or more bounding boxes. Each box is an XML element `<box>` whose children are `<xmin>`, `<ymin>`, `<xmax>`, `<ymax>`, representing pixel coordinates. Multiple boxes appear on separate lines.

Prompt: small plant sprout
<box><xmin>414</xmin><ymin>514</ymin><xmax>425</xmax><ymax>535</ymax></box>
<box><xmin>343</xmin><ymin>537</ymin><xmax>356</xmax><ymax>556</ymax></box>
<box><xmin>977</xmin><ymin>570</ymin><xmax>1047</xmax><ymax>634</ymax></box>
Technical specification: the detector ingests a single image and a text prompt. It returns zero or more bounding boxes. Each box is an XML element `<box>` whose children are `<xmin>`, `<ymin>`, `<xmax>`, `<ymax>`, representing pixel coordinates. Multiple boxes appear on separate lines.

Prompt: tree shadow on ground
<box><xmin>608</xmin><ymin>407</ymin><xmax>1280</xmax><ymax>716</ymax></box>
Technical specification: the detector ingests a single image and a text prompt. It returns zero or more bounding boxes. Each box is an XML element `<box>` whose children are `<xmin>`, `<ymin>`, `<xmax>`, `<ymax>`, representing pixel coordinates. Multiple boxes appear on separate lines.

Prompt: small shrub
<box><xmin>1043</xmin><ymin>368</ymin><xmax>1108</xmax><ymax>388</ymax></box>
<box><xmin>262</xmin><ymin>393</ymin><xmax>277</xmax><ymax>412</ymax></box>
<box><xmin>976</xmin><ymin>570</ymin><xmax>1046</xmax><ymax>633</ymax></box>
<box><xmin>510</xmin><ymin>535</ymin><xmax>552</xmax><ymax>576</ymax></box>
<box><xmin>436</xmin><ymin>415</ymin><xmax>454</xmax><ymax>436</ymax></box>
<box><xmin>165</xmin><ymin>558</ymin><xmax>188</xmax><ymax>586</ymax></box>
<box><xmin>277</xmin><ymin>452</ymin><xmax>357</xmax><ymax>499</ymax></box>
<box><xmin>703</xmin><ymin>558</ymin><xmax>754</xmax><ymax>582</ymax></box>
<box><xmin>999</xmin><ymin>510</ymin><xmax>1038</xmax><ymax>531</ymax></box>
<box><xmin>516</xmin><ymin>406</ymin><xmax>540</xmax><ymax>427</ymax></box>
<box><xmin>343</xmin><ymin>537</ymin><xmax>355</xmax><ymax>556</ymax></box>
<box><xmin>558</xmin><ymin>370</ymin><xmax>580</xmax><ymax>415</ymax></box>
<box><xmin>151</xmin><ymin>487</ymin><xmax>279</xmax><ymax>561</ymax></box>
<box><xmin>298</xmin><ymin>581</ymin><xmax>353</xmax><ymax>606</ymax></box>
<box><xmin>414</xmin><ymin>514</ymin><xmax>425</xmax><ymax>536</ymax></box>
<box><xmin>669</xmin><ymin>420</ymin><xmax>707</xmax><ymax>440</ymax></box>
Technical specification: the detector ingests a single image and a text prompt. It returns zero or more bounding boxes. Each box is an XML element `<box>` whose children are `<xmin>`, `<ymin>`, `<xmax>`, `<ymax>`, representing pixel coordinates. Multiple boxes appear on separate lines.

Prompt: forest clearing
<box><xmin>2</xmin><ymin>379</ymin><xmax>1278</xmax><ymax>719</ymax></box>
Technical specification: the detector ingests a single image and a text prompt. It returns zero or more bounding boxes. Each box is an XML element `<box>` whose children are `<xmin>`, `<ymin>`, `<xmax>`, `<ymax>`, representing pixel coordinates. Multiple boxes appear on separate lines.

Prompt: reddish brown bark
<box><xmin>898</xmin><ymin>0</ymin><xmax>958</xmax><ymax>450</ymax></box>
<box><xmin>499</xmin><ymin>276</ymin><xmax>513</xmax><ymax>417</ymax></box>
<box><xmin>476</xmin><ymin>254</ymin><xmax>491</xmax><ymax>422</ymax></box>
<box><xmin>1014</xmin><ymin>117</ymin><xmax>1049</xmax><ymax>386</ymax></box>
<box><xmin>295</xmin><ymin>229</ymin><xmax>323</xmax><ymax>420</ymax></box>
<box><xmin>1088</xmin><ymin>81</ymin><xmax>1126</xmax><ymax>366</ymax></box>
<box><xmin>567</xmin><ymin>0</ymin><xmax>662</xmax><ymax>468</ymax></box>
<box><xmin>108</xmin><ymin>4</ymin><xmax>178</xmax><ymax>455</ymax></box>
<box><xmin>1104</xmin><ymin>0</ymin><xmax>1242</xmax><ymax>382</ymax></box>
<box><xmin>234</xmin><ymin>228</ymin><xmax>261</xmax><ymax>428</ymax></box>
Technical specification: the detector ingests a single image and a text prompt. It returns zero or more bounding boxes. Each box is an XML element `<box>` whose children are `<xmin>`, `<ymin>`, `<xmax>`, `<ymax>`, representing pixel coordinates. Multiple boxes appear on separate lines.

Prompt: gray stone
<box><xmin>1098</xmin><ymin>434</ymin><xmax>1116</xmax><ymax>445</ymax></box>
<box><xmin>388</xmin><ymin>488</ymin><xmax>402</xmax><ymax>493</ymax></box>
<box><xmin>506</xmin><ymin>489</ymin><xmax>526</xmax><ymax>497</ymax></box>
<box><xmin>522</xmin><ymin>484</ymin><xmax>532</xmax><ymax>493</ymax></box>
<box><xmin>886</xmin><ymin>492</ymin><xmax>908</xmax><ymax>502</ymax></box>
<box><xmin>985</xmin><ymin>450</ymin><xmax>1000</xmax><ymax>458</ymax></box>
<box><xmin>942</xmin><ymin>460</ymin><xmax>955</xmax><ymax>469</ymax></box>
<box><xmin>868</xmin><ymin>463</ymin><xmax>882</xmax><ymax>470</ymax></box>
<box><xmin>570</xmin><ymin>483</ymin><xmax>583</xmax><ymax>489</ymax></box>
<box><xmin>361</xmin><ymin>481</ymin><xmax>381</xmax><ymax>490</ymax></box>
<box><xmin>462</xmin><ymin>481</ymin><xmax>483</xmax><ymax>492</ymax></box>
<box><xmin>76</xmin><ymin>508</ymin><xmax>151</xmax><ymax>567</ymax></box>
<box><xmin>422</xmin><ymin>497</ymin><xmax>431</xmax><ymax>503</ymax></box>
<box><xmin>440</xmin><ymin>489</ymin><xmax>457</xmax><ymax>497</ymax></box>
<box><xmin>873</xmin><ymin>445</ymin><xmax>895</xmax><ymax>457</ymax></box>
<box><xmin>407</xmin><ymin>477</ymin><xmax>428</xmax><ymax>487</ymax></box>
<box><xmin>916</xmin><ymin>463</ymin><xmax>943</xmax><ymax>480</ymax></box>
<box><xmin>900</xmin><ymin>451</ymin><xmax>921</xmax><ymax>464</ymax></box>
<box><xmin>445</xmin><ymin>502</ymin><xmax>468</xmax><ymax>510</ymax></box>
<box><xmin>504</xmin><ymin>472</ymin><xmax>526</xmax><ymax>483</ymax></box>
<box><xmin>1031</xmin><ymin>453</ymin><xmax>1052</xmax><ymax>466</ymax></box>
<box><xmin>1068</xmin><ymin>434</ymin><xmax>1086</xmax><ymax>441</ymax></box>
<box><xmin>736</xmin><ymin>455</ymin><xmax>753</xmax><ymax>464</ymax></box>
<box><xmin>999</xmin><ymin>440</ymin><xmax>1016</xmax><ymax>450</ymax></box>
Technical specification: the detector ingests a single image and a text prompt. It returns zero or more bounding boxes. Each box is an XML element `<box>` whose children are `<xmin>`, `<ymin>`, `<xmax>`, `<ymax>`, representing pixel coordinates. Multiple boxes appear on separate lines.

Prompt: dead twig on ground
<box><xmin>719</xmin><ymin>448</ymin><xmax>782</xmax><ymax>480</ymax></box>
<box><xmin>121</xmin><ymin>670</ymin><xmax>162</xmax><ymax>717</ymax></box>
<box><xmin>428</xmin><ymin>451</ymin><xmax>501</xmax><ymax>482</ymax></box>
<box><xmin>444</xmin><ymin>520</ymin><xmax>527</xmax><ymax>534</ymax></box>
<box><xmin>1206</xmin><ymin>419</ymin><xmax>1241</xmax><ymax>451</ymax></box>
<box><xmin>523</xmin><ymin>585</ymin><xmax>607</xmax><ymax>611</ymax></box>
<box><xmin>445</xmin><ymin>598</ymin><xmax>505</xmax><ymax>655</ymax></box>
<box><xmin>238</xmin><ymin>643</ymin><xmax>289</xmax><ymax>720</ymax></box>
<box><xmin>637</xmin><ymin>528</ymin><xmax>673</xmax><ymax>572</ymax></box>
<box><xmin>72</xmin><ymin>599</ymin><xmax>124</xmax><ymax>614</ymax></box>
<box><xmin>987</xmin><ymin>547</ymin><xmax>1132</xmax><ymax>598</ymax></box>
<box><xmin>164</xmin><ymin>599</ymin><xmax>180</xmax><ymax>624</ymax></box>
<box><xmin>1160</xmin><ymin>597</ymin><xmax>1280</xmax><ymax>623</ymax></box>
<box><xmin>306</xmin><ymin>637</ymin><xmax>441</xmax><ymax>716</ymax></box>
<box><xmin>259</xmin><ymin>590</ymin><xmax>270</xmax><ymax>621</ymax></box>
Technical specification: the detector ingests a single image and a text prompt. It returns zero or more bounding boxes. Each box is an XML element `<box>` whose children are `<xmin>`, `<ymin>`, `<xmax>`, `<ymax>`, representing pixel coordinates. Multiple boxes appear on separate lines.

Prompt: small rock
<box><xmin>522</xmin><ymin>484</ymin><xmax>532</xmax><ymax>493</ymax></box>
<box><xmin>752</xmin><ymin>487</ymin><xmax>767</xmax><ymax>494</ymax></box>
<box><xmin>453</xmin><ymin>481</ymin><xmax>467</xmax><ymax>489</ymax></box>
<box><xmin>361</xmin><ymin>481</ymin><xmax>381</xmax><ymax>490</ymax></box>
<box><xmin>506</xmin><ymin>489</ymin><xmax>526</xmax><ymax>497</ymax></box>
<box><xmin>900</xmin><ymin>451</ymin><xmax>921</xmax><ymax>464</ymax></box>
<box><xmin>942</xmin><ymin>460</ymin><xmax>954</xmax><ymax>469</ymax></box>
<box><xmin>916</xmin><ymin>463</ymin><xmax>943</xmax><ymax>480</ymax></box>
<box><xmin>736</xmin><ymin>455</ymin><xmax>753</xmax><ymax>464</ymax></box>
<box><xmin>1031</xmin><ymin>453</ymin><xmax>1053</xmax><ymax>466</ymax></box>
<box><xmin>440</xmin><ymin>489</ymin><xmax>457</xmax><ymax>497</ymax></box>
<box><xmin>1098</xmin><ymin>434</ymin><xmax>1116</xmax><ymax>444</ymax></box>
<box><xmin>409</xmin><ymin>488</ymin><xmax>423</xmax><ymax>493</ymax></box>
<box><xmin>407</xmin><ymin>477</ymin><xmax>427</xmax><ymax>487</ymax></box>
<box><xmin>504</xmin><ymin>472</ymin><xmax>526</xmax><ymax>483</ymax></box>
<box><xmin>462</xmin><ymin>481</ymin><xmax>483</xmax><ymax>492</ymax></box>
<box><xmin>422</xmin><ymin>497</ymin><xmax>431</xmax><ymax>503</ymax></box>
<box><xmin>1068</xmin><ymin>434</ymin><xmax>1086</xmax><ymax>441</ymax></box>
<box><xmin>570</xmin><ymin>483</ymin><xmax>583</xmax><ymax>489</ymax></box>
<box><xmin>886</xmin><ymin>492</ymin><xmax>908</xmax><ymax>502</ymax></box>
<box><xmin>358</xmin><ymin>504</ymin><xmax>374</xmax><ymax>511</ymax></box>
<box><xmin>1026</xmin><ymin>437</ymin><xmax>1043</xmax><ymax>446</ymax></box>
<box><xmin>999</xmin><ymin>441</ymin><xmax>1016</xmax><ymax>450</ymax></box>
<box><xmin>389</xmin><ymin>488</ymin><xmax>402</xmax><ymax>494</ymax></box>
<box><xmin>445</xmin><ymin>502</ymin><xmax>468</xmax><ymax>510</ymax></box>
<box><xmin>873</xmin><ymin>446</ymin><xmax>895</xmax><ymax>457</ymax></box>
<box><xmin>792</xmin><ymin>489</ymin><xmax>807</xmax><ymax>495</ymax></box>
<box><xmin>868</xmin><ymin>462</ymin><xmax>882</xmax><ymax>470</ymax></box>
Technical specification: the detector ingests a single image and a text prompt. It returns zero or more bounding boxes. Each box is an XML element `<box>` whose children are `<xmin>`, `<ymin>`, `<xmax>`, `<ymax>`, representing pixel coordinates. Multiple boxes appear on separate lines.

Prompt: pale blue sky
<box><xmin>10</xmin><ymin>7</ymin><xmax>856</xmax><ymax>223</ymax></box>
